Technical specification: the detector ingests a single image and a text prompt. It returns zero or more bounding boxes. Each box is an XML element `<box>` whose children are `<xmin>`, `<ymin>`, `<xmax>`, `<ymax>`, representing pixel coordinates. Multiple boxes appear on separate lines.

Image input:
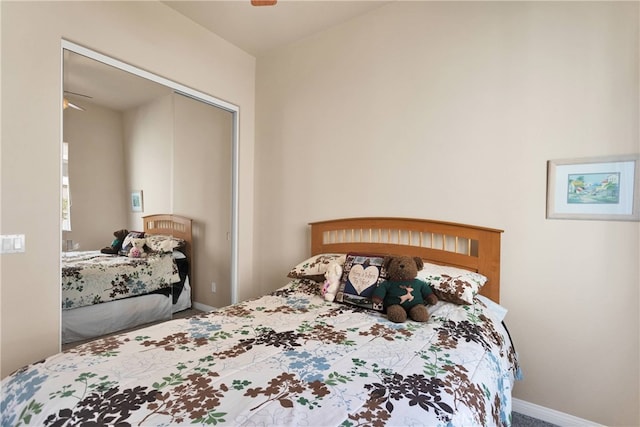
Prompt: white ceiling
<box><xmin>63</xmin><ymin>1</ymin><xmax>391</xmax><ymax>112</ymax></box>
<box><xmin>163</xmin><ymin>1</ymin><xmax>392</xmax><ymax>57</ymax></box>
<box><xmin>63</xmin><ymin>50</ymin><xmax>172</xmax><ymax>112</ymax></box>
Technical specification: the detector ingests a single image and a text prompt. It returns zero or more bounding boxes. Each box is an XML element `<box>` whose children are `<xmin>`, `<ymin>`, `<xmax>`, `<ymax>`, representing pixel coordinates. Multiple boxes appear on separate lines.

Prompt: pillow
<box><xmin>145</xmin><ymin>234</ymin><xmax>186</xmax><ymax>253</ymax></box>
<box><xmin>335</xmin><ymin>253</ymin><xmax>387</xmax><ymax>311</ymax></box>
<box><xmin>417</xmin><ymin>262</ymin><xmax>487</xmax><ymax>305</ymax></box>
<box><xmin>475</xmin><ymin>294</ymin><xmax>508</xmax><ymax>322</ymax></box>
<box><xmin>119</xmin><ymin>231</ymin><xmax>145</xmax><ymax>256</ymax></box>
<box><xmin>287</xmin><ymin>253</ymin><xmax>346</xmax><ymax>282</ymax></box>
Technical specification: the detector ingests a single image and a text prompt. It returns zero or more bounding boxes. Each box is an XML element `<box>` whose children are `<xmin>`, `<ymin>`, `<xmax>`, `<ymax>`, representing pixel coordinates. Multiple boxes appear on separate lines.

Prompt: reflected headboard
<box><xmin>143</xmin><ymin>214</ymin><xmax>193</xmax><ymax>261</ymax></box>
<box><xmin>309</xmin><ymin>217</ymin><xmax>503</xmax><ymax>303</ymax></box>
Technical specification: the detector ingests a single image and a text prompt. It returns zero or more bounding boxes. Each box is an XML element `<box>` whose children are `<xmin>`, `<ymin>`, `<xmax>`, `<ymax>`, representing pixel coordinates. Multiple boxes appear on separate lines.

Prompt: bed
<box><xmin>60</xmin><ymin>214</ymin><xmax>193</xmax><ymax>344</ymax></box>
<box><xmin>2</xmin><ymin>217</ymin><xmax>520</xmax><ymax>426</ymax></box>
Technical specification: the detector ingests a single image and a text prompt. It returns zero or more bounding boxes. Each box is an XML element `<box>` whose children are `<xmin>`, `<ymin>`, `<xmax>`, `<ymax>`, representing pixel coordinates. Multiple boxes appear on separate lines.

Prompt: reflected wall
<box><xmin>61</xmin><ymin>46</ymin><xmax>236</xmax><ymax>345</ymax></box>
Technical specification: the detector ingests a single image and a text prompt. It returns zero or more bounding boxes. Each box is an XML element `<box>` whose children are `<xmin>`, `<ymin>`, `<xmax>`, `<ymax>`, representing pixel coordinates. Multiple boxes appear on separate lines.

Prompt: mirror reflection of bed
<box><xmin>61</xmin><ymin>214</ymin><xmax>194</xmax><ymax>348</ymax></box>
<box><xmin>61</xmin><ymin>48</ymin><xmax>235</xmax><ymax>347</ymax></box>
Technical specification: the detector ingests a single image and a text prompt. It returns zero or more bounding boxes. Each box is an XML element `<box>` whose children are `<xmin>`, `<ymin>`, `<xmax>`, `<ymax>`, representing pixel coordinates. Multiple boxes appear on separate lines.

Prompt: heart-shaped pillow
<box><xmin>348</xmin><ymin>264</ymin><xmax>380</xmax><ymax>294</ymax></box>
<box><xmin>335</xmin><ymin>253</ymin><xmax>387</xmax><ymax>311</ymax></box>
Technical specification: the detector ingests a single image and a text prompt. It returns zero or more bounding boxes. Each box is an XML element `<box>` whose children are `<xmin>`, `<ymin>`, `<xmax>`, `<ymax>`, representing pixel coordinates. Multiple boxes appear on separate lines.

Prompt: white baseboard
<box><xmin>192</xmin><ymin>301</ymin><xmax>217</xmax><ymax>312</ymax></box>
<box><xmin>513</xmin><ymin>398</ymin><xmax>603</xmax><ymax>427</ymax></box>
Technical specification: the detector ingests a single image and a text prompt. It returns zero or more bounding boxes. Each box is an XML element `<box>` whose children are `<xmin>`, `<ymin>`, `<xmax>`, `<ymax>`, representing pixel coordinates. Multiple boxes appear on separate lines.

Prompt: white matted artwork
<box><xmin>546</xmin><ymin>154</ymin><xmax>639</xmax><ymax>221</ymax></box>
<box><xmin>131</xmin><ymin>190</ymin><xmax>144</xmax><ymax>213</ymax></box>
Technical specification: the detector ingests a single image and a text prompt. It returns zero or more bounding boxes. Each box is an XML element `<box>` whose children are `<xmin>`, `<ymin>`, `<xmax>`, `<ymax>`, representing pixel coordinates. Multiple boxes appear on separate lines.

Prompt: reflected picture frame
<box><xmin>546</xmin><ymin>154</ymin><xmax>640</xmax><ymax>221</ymax></box>
<box><xmin>131</xmin><ymin>190</ymin><xmax>144</xmax><ymax>213</ymax></box>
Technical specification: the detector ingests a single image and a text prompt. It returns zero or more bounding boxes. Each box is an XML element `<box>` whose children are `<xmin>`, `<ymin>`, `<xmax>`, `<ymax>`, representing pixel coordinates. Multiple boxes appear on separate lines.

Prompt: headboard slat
<box><xmin>143</xmin><ymin>214</ymin><xmax>193</xmax><ymax>275</ymax></box>
<box><xmin>309</xmin><ymin>217</ymin><xmax>503</xmax><ymax>303</ymax></box>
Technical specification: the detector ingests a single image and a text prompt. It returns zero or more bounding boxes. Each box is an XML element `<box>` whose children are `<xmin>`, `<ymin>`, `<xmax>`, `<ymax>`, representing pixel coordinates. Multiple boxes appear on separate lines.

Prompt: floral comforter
<box><xmin>2</xmin><ymin>279</ymin><xmax>520</xmax><ymax>427</ymax></box>
<box><xmin>61</xmin><ymin>251</ymin><xmax>180</xmax><ymax>310</ymax></box>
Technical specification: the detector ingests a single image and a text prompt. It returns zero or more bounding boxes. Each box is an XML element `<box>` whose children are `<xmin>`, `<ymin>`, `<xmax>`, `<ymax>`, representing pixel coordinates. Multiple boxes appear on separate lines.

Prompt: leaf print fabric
<box><xmin>61</xmin><ymin>250</ymin><xmax>179</xmax><ymax>309</ymax></box>
<box><xmin>1</xmin><ymin>279</ymin><xmax>520</xmax><ymax>427</ymax></box>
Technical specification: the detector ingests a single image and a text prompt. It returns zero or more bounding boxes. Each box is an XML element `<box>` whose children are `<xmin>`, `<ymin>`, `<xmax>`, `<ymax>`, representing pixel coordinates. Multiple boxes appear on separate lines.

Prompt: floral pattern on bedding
<box><xmin>1</xmin><ymin>279</ymin><xmax>520</xmax><ymax>427</ymax></box>
<box><xmin>61</xmin><ymin>251</ymin><xmax>180</xmax><ymax>310</ymax></box>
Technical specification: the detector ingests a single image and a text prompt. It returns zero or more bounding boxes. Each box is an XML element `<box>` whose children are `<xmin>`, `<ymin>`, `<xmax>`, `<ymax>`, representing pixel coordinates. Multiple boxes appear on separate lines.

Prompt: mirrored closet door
<box><xmin>61</xmin><ymin>43</ymin><xmax>238</xmax><ymax>347</ymax></box>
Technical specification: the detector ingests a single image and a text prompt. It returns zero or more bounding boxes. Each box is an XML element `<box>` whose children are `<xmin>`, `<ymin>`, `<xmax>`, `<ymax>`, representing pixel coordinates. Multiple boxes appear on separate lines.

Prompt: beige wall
<box><xmin>173</xmin><ymin>93</ymin><xmax>234</xmax><ymax>308</ymax></box>
<box><xmin>63</xmin><ymin>103</ymin><xmax>128</xmax><ymax>250</ymax></box>
<box><xmin>63</xmin><ymin>95</ymin><xmax>175</xmax><ymax>250</ymax></box>
<box><xmin>1</xmin><ymin>1</ymin><xmax>638</xmax><ymax>425</ymax></box>
<box><xmin>123</xmin><ymin>94</ymin><xmax>174</xmax><ymax>231</ymax></box>
<box><xmin>0</xmin><ymin>1</ymin><xmax>256</xmax><ymax>377</ymax></box>
<box><xmin>66</xmin><ymin>91</ymin><xmax>233</xmax><ymax>309</ymax></box>
<box><xmin>254</xmin><ymin>2</ymin><xmax>639</xmax><ymax>426</ymax></box>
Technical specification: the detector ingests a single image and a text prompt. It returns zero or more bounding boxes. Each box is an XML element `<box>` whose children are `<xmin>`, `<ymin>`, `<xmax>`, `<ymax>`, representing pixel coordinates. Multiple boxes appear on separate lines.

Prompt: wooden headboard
<box><xmin>309</xmin><ymin>217</ymin><xmax>503</xmax><ymax>303</ymax></box>
<box><xmin>143</xmin><ymin>214</ymin><xmax>193</xmax><ymax>261</ymax></box>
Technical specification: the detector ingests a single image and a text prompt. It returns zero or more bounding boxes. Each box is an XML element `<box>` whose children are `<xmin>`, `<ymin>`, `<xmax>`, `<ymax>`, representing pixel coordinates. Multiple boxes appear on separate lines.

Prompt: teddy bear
<box><xmin>100</xmin><ymin>229</ymin><xmax>129</xmax><ymax>254</ymax></box>
<box><xmin>321</xmin><ymin>261</ymin><xmax>343</xmax><ymax>302</ymax></box>
<box><xmin>372</xmin><ymin>255</ymin><xmax>438</xmax><ymax>323</ymax></box>
<box><xmin>128</xmin><ymin>237</ymin><xmax>147</xmax><ymax>258</ymax></box>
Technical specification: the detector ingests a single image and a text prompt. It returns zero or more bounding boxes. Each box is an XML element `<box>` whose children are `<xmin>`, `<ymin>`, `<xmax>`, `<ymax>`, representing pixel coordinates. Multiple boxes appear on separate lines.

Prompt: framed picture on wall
<box><xmin>546</xmin><ymin>154</ymin><xmax>639</xmax><ymax>221</ymax></box>
<box><xmin>131</xmin><ymin>190</ymin><xmax>144</xmax><ymax>213</ymax></box>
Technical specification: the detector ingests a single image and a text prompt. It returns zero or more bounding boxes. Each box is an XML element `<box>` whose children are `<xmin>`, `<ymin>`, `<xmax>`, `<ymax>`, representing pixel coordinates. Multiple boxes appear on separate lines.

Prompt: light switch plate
<box><xmin>1</xmin><ymin>234</ymin><xmax>25</xmax><ymax>253</ymax></box>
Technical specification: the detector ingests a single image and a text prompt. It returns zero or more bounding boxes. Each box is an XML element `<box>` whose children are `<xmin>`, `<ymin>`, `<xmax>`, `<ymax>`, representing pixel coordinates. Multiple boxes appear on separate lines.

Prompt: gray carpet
<box><xmin>513</xmin><ymin>412</ymin><xmax>558</xmax><ymax>427</ymax></box>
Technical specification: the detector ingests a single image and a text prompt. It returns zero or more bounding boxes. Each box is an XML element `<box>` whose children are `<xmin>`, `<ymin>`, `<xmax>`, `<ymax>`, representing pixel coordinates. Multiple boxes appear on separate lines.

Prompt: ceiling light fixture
<box><xmin>251</xmin><ymin>0</ymin><xmax>277</xmax><ymax>6</ymax></box>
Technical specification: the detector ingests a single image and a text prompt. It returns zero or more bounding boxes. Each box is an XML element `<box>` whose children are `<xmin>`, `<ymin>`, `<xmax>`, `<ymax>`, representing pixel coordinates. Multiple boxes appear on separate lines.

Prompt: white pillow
<box><xmin>417</xmin><ymin>262</ymin><xmax>487</xmax><ymax>305</ymax></box>
<box><xmin>287</xmin><ymin>253</ymin><xmax>346</xmax><ymax>281</ymax></box>
<box><xmin>145</xmin><ymin>234</ymin><xmax>185</xmax><ymax>253</ymax></box>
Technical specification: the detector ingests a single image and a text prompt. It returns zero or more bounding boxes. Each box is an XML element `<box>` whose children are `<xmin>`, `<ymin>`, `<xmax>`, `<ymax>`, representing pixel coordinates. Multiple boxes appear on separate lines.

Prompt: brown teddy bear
<box><xmin>372</xmin><ymin>255</ymin><xmax>438</xmax><ymax>323</ymax></box>
<box><xmin>100</xmin><ymin>229</ymin><xmax>129</xmax><ymax>255</ymax></box>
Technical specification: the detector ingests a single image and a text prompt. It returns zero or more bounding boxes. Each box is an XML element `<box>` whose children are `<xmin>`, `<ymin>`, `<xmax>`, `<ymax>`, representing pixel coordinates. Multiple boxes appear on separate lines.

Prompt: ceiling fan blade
<box><xmin>251</xmin><ymin>0</ymin><xmax>277</xmax><ymax>5</ymax></box>
<box><xmin>64</xmin><ymin>90</ymin><xmax>93</xmax><ymax>99</ymax></box>
<box><xmin>68</xmin><ymin>102</ymin><xmax>85</xmax><ymax>111</ymax></box>
<box><xmin>63</xmin><ymin>98</ymin><xmax>86</xmax><ymax>111</ymax></box>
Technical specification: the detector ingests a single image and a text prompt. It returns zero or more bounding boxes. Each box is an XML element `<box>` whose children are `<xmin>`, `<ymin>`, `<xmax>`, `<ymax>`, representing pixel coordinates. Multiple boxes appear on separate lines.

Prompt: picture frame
<box><xmin>546</xmin><ymin>154</ymin><xmax>639</xmax><ymax>221</ymax></box>
<box><xmin>131</xmin><ymin>190</ymin><xmax>144</xmax><ymax>213</ymax></box>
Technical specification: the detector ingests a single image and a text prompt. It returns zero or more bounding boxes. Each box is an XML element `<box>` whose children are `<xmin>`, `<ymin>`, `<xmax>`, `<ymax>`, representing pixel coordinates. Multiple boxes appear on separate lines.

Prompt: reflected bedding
<box><xmin>61</xmin><ymin>251</ymin><xmax>180</xmax><ymax>310</ymax></box>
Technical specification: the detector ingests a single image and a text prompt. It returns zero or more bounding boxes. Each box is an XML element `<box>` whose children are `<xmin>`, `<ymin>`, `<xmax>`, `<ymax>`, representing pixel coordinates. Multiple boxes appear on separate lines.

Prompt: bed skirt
<box><xmin>61</xmin><ymin>279</ymin><xmax>192</xmax><ymax>344</ymax></box>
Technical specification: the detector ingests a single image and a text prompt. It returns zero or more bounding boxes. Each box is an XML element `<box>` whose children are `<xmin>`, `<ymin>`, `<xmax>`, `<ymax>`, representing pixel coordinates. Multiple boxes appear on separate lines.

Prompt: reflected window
<box><xmin>62</xmin><ymin>142</ymin><xmax>71</xmax><ymax>231</ymax></box>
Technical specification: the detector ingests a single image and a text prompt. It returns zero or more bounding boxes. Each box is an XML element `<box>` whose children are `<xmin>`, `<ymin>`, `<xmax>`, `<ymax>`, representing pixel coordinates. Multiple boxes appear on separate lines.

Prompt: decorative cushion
<box><xmin>287</xmin><ymin>253</ymin><xmax>346</xmax><ymax>282</ymax></box>
<box><xmin>335</xmin><ymin>253</ymin><xmax>387</xmax><ymax>311</ymax></box>
<box><xmin>416</xmin><ymin>262</ymin><xmax>487</xmax><ymax>305</ymax></box>
<box><xmin>145</xmin><ymin>234</ymin><xmax>186</xmax><ymax>253</ymax></box>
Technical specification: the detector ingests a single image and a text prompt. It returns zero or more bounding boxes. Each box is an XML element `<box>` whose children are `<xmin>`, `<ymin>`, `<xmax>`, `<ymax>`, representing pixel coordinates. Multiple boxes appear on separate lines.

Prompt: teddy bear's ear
<box><xmin>332</xmin><ymin>263</ymin><xmax>342</xmax><ymax>275</ymax></box>
<box><xmin>413</xmin><ymin>257</ymin><xmax>424</xmax><ymax>270</ymax></box>
<box><xmin>383</xmin><ymin>256</ymin><xmax>395</xmax><ymax>270</ymax></box>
